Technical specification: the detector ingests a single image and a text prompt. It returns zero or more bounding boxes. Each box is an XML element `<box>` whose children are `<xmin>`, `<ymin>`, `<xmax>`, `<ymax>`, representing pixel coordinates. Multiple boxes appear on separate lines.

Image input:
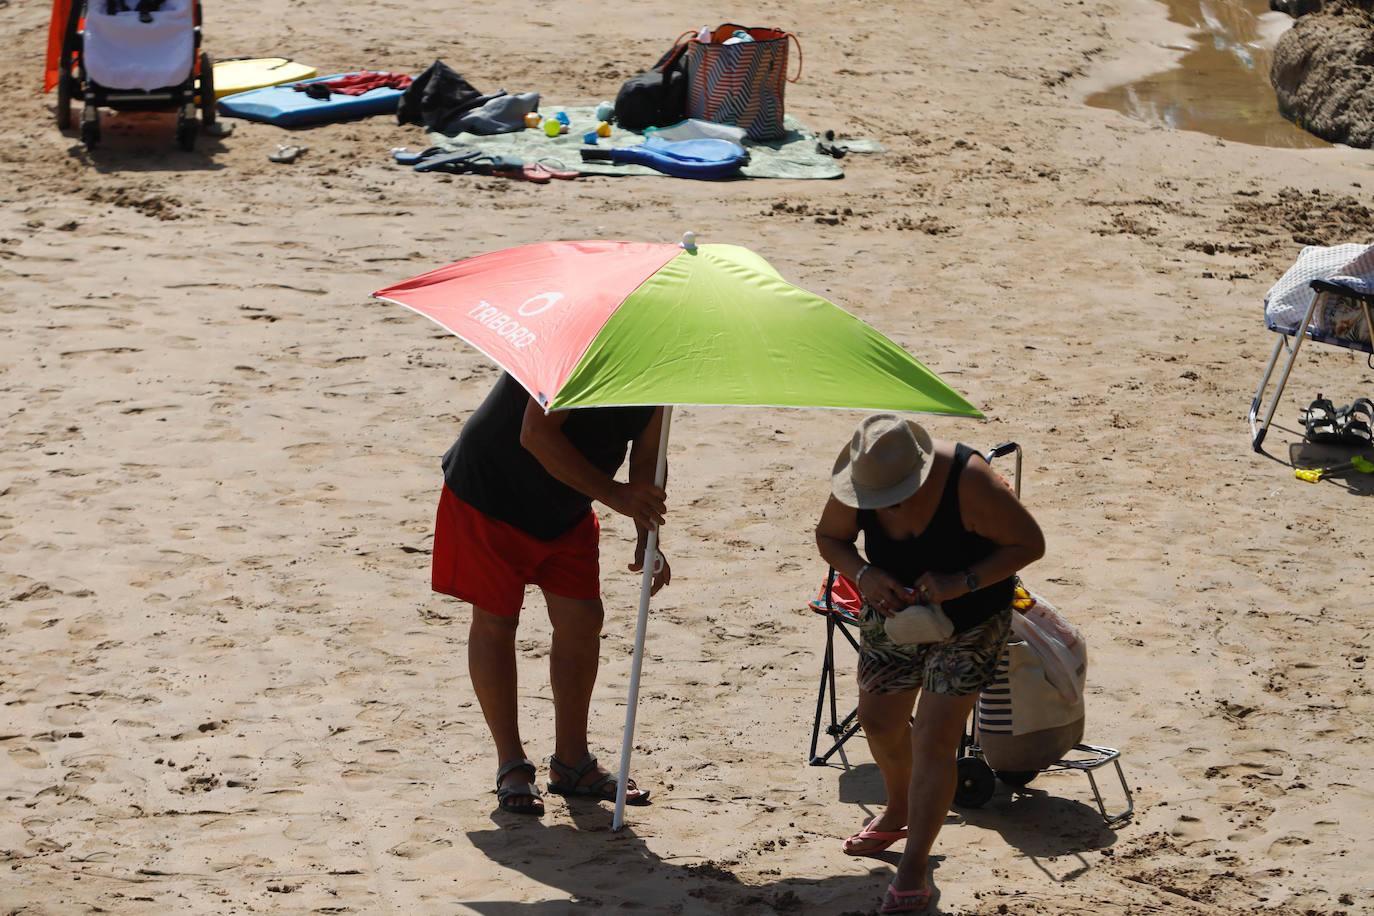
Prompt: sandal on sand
<box><xmin>880</xmin><ymin>883</ymin><xmax>932</xmax><ymax>913</ymax></box>
<box><xmin>546</xmin><ymin>753</ymin><xmax>650</xmax><ymax>805</ymax></box>
<box><xmin>1341</xmin><ymin>397</ymin><xmax>1373</xmax><ymax>445</ymax></box>
<box><xmin>1303</xmin><ymin>395</ymin><xmax>1344</xmax><ymax>444</ymax></box>
<box><xmin>495</xmin><ymin>758</ymin><xmax>544</xmax><ymax>816</ymax></box>
<box><xmin>842</xmin><ymin>816</ymin><xmax>908</xmax><ymax>856</ymax></box>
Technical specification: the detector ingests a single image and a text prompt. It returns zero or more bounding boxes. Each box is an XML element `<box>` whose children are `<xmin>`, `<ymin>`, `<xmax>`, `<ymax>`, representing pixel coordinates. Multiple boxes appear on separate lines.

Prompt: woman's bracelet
<box><xmin>855</xmin><ymin>564</ymin><xmax>871</xmax><ymax>588</ymax></box>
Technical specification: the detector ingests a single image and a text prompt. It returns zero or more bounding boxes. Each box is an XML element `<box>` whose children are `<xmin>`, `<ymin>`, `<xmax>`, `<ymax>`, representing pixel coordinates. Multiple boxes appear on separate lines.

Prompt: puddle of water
<box><xmin>1086</xmin><ymin>0</ymin><xmax>1330</xmax><ymax>148</ymax></box>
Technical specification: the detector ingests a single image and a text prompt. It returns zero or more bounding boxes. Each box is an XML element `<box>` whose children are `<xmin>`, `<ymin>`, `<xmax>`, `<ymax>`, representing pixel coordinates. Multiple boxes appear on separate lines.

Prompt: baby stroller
<box><xmin>49</xmin><ymin>0</ymin><xmax>215</xmax><ymax>150</ymax></box>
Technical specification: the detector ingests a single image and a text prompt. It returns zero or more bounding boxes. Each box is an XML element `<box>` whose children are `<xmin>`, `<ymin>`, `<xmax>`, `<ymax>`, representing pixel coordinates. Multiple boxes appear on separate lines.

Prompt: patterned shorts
<box><xmin>857</xmin><ymin>603</ymin><xmax>1012</xmax><ymax>697</ymax></box>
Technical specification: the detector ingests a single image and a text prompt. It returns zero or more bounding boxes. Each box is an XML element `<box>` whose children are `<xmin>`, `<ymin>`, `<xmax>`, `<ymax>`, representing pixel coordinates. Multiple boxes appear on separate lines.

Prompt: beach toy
<box><xmin>596</xmin><ymin>121</ymin><xmax>612</xmax><ymax>137</ymax></box>
<box><xmin>583</xmin><ymin>131</ymin><xmax>599</xmax><ymax>144</ymax></box>
<box><xmin>595</xmin><ymin>100</ymin><xmax>614</xmax><ymax>121</ymax></box>
<box><xmin>1294</xmin><ymin>453</ymin><xmax>1374</xmax><ymax>482</ymax></box>
<box><xmin>525</xmin><ymin>111</ymin><xmax>540</xmax><ymax>128</ymax></box>
<box><xmin>544</xmin><ymin>118</ymin><xmax>562</xmax><ymax>137</ymax></box>
<box><xmin>555</xmin><ymin>109</ymin><xmax>571</xmax><ymax>127</ymax></box>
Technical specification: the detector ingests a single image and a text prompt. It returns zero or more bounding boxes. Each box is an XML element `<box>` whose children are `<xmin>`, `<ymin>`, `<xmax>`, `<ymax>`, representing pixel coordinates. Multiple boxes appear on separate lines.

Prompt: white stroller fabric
<box><xmin>83</xmin><ymin>0</ymin><xmax>194</xmax><ymax>91</ymax></box>
<box><xmin>1265</xmin><ymin>243</ymin><xmax>1374</xmax><ymax>347</ymax></box>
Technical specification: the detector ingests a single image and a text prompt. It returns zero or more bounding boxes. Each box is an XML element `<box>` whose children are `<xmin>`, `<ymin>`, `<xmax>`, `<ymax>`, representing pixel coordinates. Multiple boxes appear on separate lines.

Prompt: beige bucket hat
<box><xmin>830</xmin><ymin>413</ymin><xmax>935</xmax><ymax>509</ymax></box>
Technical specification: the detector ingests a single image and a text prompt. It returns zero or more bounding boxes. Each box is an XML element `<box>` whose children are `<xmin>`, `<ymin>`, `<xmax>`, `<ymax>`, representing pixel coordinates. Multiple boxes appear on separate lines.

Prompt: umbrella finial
<box><xmin>680</xmin><ymin>231</ymin><xmax>697</xmax><ymax>253</ymax></box>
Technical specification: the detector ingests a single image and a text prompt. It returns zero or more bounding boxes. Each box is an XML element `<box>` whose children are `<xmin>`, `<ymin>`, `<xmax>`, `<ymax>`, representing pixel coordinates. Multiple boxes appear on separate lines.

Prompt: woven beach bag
<box><xmin>681</xmin><ymin>24</ymin><xmax>801</xmax><ymax>141</ymax></box>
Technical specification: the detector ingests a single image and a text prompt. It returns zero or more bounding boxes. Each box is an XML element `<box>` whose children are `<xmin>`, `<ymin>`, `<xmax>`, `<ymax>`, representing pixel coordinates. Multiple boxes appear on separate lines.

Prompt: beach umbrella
<box><xmin>373</xmin><ymin>236</ymin><xmax>983</xmax><ymax>828</ymax></box>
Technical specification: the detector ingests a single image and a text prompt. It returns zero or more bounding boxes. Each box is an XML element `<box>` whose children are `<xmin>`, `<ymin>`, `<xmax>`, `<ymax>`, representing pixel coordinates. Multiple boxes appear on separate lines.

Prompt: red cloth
<box><xmin>294</xmin><ymin>71</ymin><xmax>413</xmax><ymax>96</ymax></box>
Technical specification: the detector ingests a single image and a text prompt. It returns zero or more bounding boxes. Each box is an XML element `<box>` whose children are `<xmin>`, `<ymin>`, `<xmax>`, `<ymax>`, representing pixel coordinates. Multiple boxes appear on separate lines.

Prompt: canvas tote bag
<box><xmin>681</xmin><ymin>24</ymin><xmax>801</xmax><ymax>141</ymax></box>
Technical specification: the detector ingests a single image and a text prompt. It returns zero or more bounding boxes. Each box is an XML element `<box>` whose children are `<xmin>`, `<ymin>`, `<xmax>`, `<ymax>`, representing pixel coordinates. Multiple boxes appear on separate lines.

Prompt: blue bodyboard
<box><xmin>609</xmin><ymin>137</ymin><xmax>748</xmax><ymax>179</ymax></box>
<box><xmin>216</xmin><ymin>73</ymin><xmax>404</xmax><ymax>127</ymax></box>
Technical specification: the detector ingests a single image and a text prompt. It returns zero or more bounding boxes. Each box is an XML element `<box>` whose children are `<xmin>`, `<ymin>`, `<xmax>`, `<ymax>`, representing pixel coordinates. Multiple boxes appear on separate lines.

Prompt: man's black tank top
<box><xmin>443</xmin><ymin>372</ymin><xmax>655</xmax><ymax>541</ymax></box>
<box><xmin>857</xmin><ymin>443</ymin><xmax>1014</xmax><ymax>632</ymax></box>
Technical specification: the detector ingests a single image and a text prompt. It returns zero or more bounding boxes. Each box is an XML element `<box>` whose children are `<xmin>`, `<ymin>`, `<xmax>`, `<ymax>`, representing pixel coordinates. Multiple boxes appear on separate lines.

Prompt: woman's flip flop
<box><xmin>879</xmin><ymin>882</ymin><xmax>932</xmax><ymax>913</ymax></box>
<box><xmin>842</xmin><ymin>816</ymin><xmax>908</xmax><ymax>855</ymax></box>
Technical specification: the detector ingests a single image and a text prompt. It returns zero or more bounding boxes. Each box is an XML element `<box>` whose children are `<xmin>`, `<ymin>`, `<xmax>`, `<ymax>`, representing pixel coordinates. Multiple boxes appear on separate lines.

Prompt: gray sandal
<box><xmin>495</xmin><ymin>758</ymin><xmax>544</xmax><ymax>815</ymax></box>
<box><xmin>546</xmin><ymin>753</ymin><xmax>650</xmax><ymax>805</ymax></box>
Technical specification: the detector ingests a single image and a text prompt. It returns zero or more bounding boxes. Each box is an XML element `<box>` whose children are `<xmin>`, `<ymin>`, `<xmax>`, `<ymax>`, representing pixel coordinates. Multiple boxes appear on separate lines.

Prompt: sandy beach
<box><xmin>3</xmin><ymin>0</ymin><xmax>1373</xmax><ymax>912</ymax></box>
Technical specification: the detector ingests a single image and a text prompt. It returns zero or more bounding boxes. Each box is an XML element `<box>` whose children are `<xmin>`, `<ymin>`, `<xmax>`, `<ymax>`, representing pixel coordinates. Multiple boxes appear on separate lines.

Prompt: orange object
<box><xmin>596</xmin><ymin>121</ymin><xmax>611</xmax><ymax>137</ymax></box>
<box><xmin>524</xmin><ymin>111</ymin><xmax>540</xmax><ymax>128</ymax></box>
<box><xmin>44</xmin><ymin>0</ymin><xmax>75</xmax><ymax>92</ymax></box>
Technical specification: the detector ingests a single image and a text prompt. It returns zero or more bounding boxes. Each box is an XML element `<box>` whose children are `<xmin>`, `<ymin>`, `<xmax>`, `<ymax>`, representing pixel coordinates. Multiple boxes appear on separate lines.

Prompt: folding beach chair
<box><xmin>1249</xmin><ymin>243</ymin><xmax>1374</xmax><ymax>452</ymax></box>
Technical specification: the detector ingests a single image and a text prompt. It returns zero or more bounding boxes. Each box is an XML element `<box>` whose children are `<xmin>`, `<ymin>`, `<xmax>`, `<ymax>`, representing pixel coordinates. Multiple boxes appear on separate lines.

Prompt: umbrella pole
<box><xmin>613</xmin><ymin>405</ymin><xmax>673</xmax><ymax>831</ymax></box>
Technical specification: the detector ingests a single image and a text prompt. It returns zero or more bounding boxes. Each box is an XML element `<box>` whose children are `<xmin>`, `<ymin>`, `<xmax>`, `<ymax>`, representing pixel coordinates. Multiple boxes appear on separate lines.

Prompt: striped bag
<box><xmin>681</xmin><ymin>25</ymin><xmax>801</xmax><ymax>141</ymax></box>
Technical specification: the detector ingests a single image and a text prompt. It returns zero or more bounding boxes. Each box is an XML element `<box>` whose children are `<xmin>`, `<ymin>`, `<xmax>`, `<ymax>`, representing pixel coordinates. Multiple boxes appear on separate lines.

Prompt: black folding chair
<box><xmin>807</xmin><ymin>567</ymin><xmax>863</xmax><ymax>765</ymax></box>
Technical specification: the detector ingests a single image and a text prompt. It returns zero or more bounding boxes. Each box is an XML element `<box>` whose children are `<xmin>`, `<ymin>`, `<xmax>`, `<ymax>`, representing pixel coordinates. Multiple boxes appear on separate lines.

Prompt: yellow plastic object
<box><xmin>212</xmin><ymin>58</ymin><xmax>318</xmax><ymax>99</ymax></box>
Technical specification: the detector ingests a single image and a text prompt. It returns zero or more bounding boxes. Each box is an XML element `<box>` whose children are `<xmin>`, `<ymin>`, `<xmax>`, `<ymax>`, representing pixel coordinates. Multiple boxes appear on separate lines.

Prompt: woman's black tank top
<box><xmin>857</xmin><ymin>443</ymin><xmax>1014</xmax><ymax>632</ymax></box>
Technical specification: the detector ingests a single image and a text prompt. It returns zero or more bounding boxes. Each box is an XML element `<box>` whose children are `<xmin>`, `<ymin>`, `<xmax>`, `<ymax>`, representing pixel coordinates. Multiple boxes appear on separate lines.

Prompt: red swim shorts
<box><xmin>431</xmin><ymin>486</ymin><xmax>601</xmax><ymax>616</ymax></box>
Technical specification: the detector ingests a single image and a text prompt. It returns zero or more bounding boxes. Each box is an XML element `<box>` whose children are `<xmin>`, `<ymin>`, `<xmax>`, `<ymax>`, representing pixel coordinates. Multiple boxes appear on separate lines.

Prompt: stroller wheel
<box><xmin>80</xmin><ymin>106</ymin><xmax>100</xmax><ymax>149</ymax></box>
<box><xmin>176</xmin><ymin>103</ymin><xmax>198</xmax><ymax>151</ymax></box>
<box><xmin>953</xmin><ymin>756</ymin><xmax>996</xmax><ymax>809</ymax></box>
<box><xmin>198</xmin><ymin>52</ymin><xmax>216</xmax><ymax>126</ymax></box>
<box><xmin>56</xmin><ymin>72</ymin><xmax>73</xmax><ymax>130</ymax></box>
<box><xmin>995</xmin><ymin>769</ymin><xmax>1038</xmax><ymax>789</ymax></box>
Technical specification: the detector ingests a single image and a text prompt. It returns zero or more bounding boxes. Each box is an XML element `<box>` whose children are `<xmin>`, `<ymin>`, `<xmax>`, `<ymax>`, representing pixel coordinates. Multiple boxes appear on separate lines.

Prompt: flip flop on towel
<box><xmin>393</xmin><ymin>145</ymin><xmax>448</xmax><ymax>166</ymax></box>
<box><xmin>490</xmin><ymin>160</ymin><xmax>552</xmax><ymax>183</ymax></box>
<box><xmin>412</xmin><ymin>148</ymin><xmax>483</xmax><ymax>172</ymax></box>
<box><xmin>532</xmin><ymin>158</ymin><xmax>580</xmax><ymax>179</ymax></box>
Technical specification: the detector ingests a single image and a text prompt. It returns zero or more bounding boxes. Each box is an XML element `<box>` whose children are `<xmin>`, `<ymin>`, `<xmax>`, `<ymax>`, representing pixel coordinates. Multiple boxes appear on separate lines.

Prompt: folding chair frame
<box><xmin>808</xmin><ymin>567</ymin><xmax>863</xmax><ymax>765</ymax></box>
<box><xmin>1249</xmin><ymin>278</ymin><xmax>1374</xmax><ymax>453</ymax></box>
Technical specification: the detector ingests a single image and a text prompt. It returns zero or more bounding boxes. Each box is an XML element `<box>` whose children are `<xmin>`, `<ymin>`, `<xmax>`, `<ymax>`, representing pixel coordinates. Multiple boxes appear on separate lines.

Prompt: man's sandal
<box><xmin>546</xmin><ymin>753</ymin><xmax>650</xmax><ymax>805</ymax></box>
<box><xmin>495</xmin><ymin>758</ymin><xmax>544</xmax><ymax>816</ymax></box>
<box><xmin>880</xmin><ymin>882</ymin><xmax>932</xmax><ymax>914</ymax></box>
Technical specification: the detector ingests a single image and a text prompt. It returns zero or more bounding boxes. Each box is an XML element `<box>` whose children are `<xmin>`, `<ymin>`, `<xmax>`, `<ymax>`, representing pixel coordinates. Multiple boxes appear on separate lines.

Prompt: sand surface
<box><xmin>3</xmin><ymin>0</ymin><xmax>1373</xmax><ymax>913</ymax></box>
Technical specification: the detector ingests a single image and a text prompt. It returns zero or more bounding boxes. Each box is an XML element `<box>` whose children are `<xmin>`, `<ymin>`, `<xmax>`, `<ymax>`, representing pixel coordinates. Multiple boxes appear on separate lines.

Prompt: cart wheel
<box><xmin>80</xmin><ymin>106</ymin><xmax>99</xmax><ymax>149</ymax></box>
<box><xmin>176</xmin><ymin>103</ymin><xmax>198</xmax><ymax>151</ymax></box>
<box><xmin>996</xmin><ymin>770</ymin><xmax>1038</xmax><ymax>789</ymax></box>
<box><xmin>953</xmin><ymin>756</ymin><xmax>996</xmax><ymax>809</ymax></box>
<box><xmin>198</xmin><ymin>52</ymin><xmax>216</xmax><ymax>126</ymax></box>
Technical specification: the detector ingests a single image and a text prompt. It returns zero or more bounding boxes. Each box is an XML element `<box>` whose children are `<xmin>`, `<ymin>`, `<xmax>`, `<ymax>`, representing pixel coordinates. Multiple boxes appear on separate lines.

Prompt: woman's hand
<box><xmin>911</xmin><ymin>571</ymin><xmax>965</xmax><ymax>606</ymax></box>
<box><xmin>857</xmin><ymin>564</ymin><xmax>910</xmax><ymax>618</ymax></box>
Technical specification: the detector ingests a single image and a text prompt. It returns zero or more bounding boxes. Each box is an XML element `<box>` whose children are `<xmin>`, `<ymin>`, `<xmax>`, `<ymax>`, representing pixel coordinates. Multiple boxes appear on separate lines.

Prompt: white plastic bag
<box><xmin>1010</xmin><ymin>585</ymin><xmax>1087</xmax><ymax>706</ymax></box>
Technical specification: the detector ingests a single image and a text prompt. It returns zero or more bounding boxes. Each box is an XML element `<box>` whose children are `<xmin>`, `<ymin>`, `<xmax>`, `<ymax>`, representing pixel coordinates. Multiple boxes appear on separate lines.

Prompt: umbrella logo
<box><xmin>516</xmin><ymin>291</ymin><xmax>564</xmax><ymax>317</ymax></box>
<box><xmin>466</xmin><ymin>297</ymin><xmax>555</xmax><ymax>349</ymax></box>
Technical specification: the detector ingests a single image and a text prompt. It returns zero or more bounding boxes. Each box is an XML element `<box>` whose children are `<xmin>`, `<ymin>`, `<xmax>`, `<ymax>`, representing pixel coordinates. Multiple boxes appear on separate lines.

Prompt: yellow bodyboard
<box><xmin>212</xmin><ymin>58</ymin><xmax>318</xmax><ymax>99</ymax></box>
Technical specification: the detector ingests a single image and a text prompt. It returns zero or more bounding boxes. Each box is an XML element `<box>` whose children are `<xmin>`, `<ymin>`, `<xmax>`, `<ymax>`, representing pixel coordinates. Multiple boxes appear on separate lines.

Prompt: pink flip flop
<box><xmin>533</xmin><ymin>158</ymin><xmax>580</xmax><ymax>179</ymax></box>
<box><xmin>842</xmin><ymin>816</ymin><xmax>908</xmax><ymax>856</ymax></box>
<box><xmin>880</xmin><ymin>882</ymin><xmax>932</xmax><ymax>913</ymax></box>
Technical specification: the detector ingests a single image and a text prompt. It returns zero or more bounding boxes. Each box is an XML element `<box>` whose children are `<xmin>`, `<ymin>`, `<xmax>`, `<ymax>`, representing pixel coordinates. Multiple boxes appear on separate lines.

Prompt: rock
<box><xmin>1270</xmin><ymin>0</ymin><xmax>1374</xmax><ymax>147</ymax></box>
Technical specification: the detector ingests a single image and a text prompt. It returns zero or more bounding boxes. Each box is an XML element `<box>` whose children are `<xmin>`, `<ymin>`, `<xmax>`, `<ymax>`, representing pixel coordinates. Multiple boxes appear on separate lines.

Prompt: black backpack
<box><xmin>613</xmin><ymin>42</ymin><xmax>690</xmax><ymax>131</ymax></box>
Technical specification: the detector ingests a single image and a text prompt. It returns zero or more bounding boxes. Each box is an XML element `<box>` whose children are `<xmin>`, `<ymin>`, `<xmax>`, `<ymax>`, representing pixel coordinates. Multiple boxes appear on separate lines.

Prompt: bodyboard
<box><xmin>216</xmin><ymin>73</ymin><xmax>403</xmax><ymax>126</ymax></box>
<box><xmin>212</xmin><ymin>58</ymin><xmax>317</xmax><ymax>99</ymax></box>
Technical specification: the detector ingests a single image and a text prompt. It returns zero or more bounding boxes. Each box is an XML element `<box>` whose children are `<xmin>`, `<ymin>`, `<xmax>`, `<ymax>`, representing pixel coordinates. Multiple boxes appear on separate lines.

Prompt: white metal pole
<box><xmin>613</xmin><ymin>405</ymin><xmax>673</xmax><ymax>831</ymax></box>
